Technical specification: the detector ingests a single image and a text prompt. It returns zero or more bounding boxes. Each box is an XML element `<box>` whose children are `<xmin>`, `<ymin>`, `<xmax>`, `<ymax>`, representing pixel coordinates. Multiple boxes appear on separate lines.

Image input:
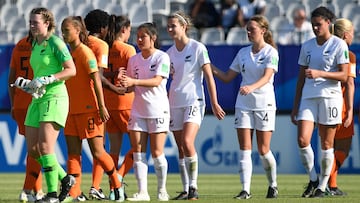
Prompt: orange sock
<box><xmin>118</xmin><ymin>148</ymin><xmax>134</xmax><ymax>178</ymax></box>
<box><xmin>24</xmin><ymin>155</ymin><xmax>41</xmax><ymax>191</ymax></box>
<box><xmin>92</xmin><ymin>159</ymin><xmax>104</xmax><ymax>189</ymax></box>
<box><xmin>67</xmin><ymin>154</ymin><xmax>82</xmax><ymax>197</ymax></box>
<box><xmin>96</xmin><ymin>152</ymin><xmax>120</xmax><ymax>188</ymax></box>
<box><xmin>329</xmin><ymin>150</ymin><xmax>347</xmax><ymax>188</ymax></box>
<box><xmin>110</xmin><ymin>154</ymin><xmax>119</xmax><ymax>169</ymax></box>
<box><xmin>34</xmin><ymin>171</ymin><xmax>42</xmax><ymax>193</ymax></box>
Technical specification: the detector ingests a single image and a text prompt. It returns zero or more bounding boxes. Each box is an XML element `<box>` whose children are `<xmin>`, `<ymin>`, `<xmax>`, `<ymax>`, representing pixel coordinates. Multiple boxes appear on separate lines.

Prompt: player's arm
<box><xmin>124</xmin><ymin>75</ymin><xmax>164</xmax><ymax>87</ymax></box>
<box><xmin>203</xmin><ymin>63</ymin><xmax>225</xmax><ymax>120</ymax></box>
<box><xmin>8</xmin><ymin>68</ymin><xmax>16</xmax><ymax>108</ymax></box>
<box><xmin>344</xmin><ymin>75</ymin><xmax>355</xmax><ymax>127</ymax></box>
<box><xmin>211</xmin><ymin>63</ymin><xmax>238</xmax><ymax>83</ymax></box>
<box><xmin>305</xmin><ymin>63</ymin><xmax>348</xmax><ymax>82</ymax></box>
<box><xmin>90</xmin><ymin>71</ymin><xmax>110</xmax><ymax>122</ymax></box>
<box><xmin>291</xmin><ymin>65</ymin><xmax>307</xmax><ymax>125</ymax></box>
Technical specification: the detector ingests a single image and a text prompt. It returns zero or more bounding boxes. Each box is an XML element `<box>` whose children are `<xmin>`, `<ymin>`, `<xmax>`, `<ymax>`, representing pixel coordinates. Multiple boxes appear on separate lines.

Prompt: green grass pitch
<box><xmin>0</xmin><ymin>173</ymin><xmax>359</xmax><ymax>202</ymax></box>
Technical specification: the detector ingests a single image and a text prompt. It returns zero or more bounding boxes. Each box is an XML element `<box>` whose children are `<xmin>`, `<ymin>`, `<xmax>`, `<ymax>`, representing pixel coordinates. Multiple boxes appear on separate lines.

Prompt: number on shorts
<box><xmin>328</xmin><ymin>107</ymin><xmax>338</xmax><ymax>118</ymax></box>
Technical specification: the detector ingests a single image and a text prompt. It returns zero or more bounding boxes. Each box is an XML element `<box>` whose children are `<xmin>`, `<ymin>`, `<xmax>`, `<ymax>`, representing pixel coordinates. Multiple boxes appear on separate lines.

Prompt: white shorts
<box><xmin>127</xmin><ymin>115</ymin><xmax>170</xmax><ymax>134</ymax></box>
<box><xmin>170</xmin><ymin>105</ymin><xmax>205</xmax><ymax>131</ymax></box>
<box><xmin>234</xmin><ymin>108</ymin><xmax>276</xmax><ymax>131</ymax></box>
<box><xmin>297</xmin><ymin>97</ymin><xmax>342</xmax><ymax>125</ymax></box>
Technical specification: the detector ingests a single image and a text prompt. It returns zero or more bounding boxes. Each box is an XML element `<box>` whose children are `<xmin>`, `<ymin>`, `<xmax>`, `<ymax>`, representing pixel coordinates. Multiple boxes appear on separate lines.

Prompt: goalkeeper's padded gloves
<box><xmin>12</xmin><ymin>76</ymin><xmax>47</xmax><ymax>98</ymax></box>
<box><xmin>27</xmin><ymin>75</ymin><xmax>58</xmax><ymax>90</ymax></box>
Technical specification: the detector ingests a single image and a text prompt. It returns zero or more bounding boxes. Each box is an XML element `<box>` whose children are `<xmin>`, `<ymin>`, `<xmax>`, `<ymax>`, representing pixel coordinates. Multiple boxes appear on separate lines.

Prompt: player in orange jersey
<box><xmin>8</xmin><ymin>33</ymin><xmax>45</xmax><ymax>202</ymax></box>
<box><xmin>84</xmin><ymin>9</ymin><xmax>112</xmax><ymax>200</ymax></box>
<box><xmin>61</xmin><ymin>16</ymin><xmax>124</xmax><ymax>202</ymax></box>
<box><xmin>105</xmin><ymin>14</ymin><xmax>136</xmax><ymax>200</ymax></box>
<box><xmin>327</xmin><ymin>18</ymin><xmax>356</xmax><ymax>196</ymax></box>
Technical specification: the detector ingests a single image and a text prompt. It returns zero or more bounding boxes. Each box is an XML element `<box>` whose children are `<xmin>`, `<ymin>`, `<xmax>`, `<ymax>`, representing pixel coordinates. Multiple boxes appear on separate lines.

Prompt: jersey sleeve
<box><xmin>156</xmin><ymin>52</ymin><xmax>170</xmax><ymax>79</ymax></box>
<box><xmin>336</xmin><ymin>40</ymin><xmax>350</xmax><ymax>65</ymax></box>
<box><xmin>50</xmin><ymin>36</ymin><xmax>73</xmax><ymax>64</ymax></box>
<box><xmin>265</xmin><ymin>48</ymin><xmax>279</xmax><ymax>73</ymax></box>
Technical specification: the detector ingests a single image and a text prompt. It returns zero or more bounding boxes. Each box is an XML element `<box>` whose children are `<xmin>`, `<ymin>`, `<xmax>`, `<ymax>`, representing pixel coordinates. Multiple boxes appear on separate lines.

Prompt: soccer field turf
<box><xmin>0</xmin><ymin>173</ymin><xmax>359</xmax><ymax>202</ymax></box>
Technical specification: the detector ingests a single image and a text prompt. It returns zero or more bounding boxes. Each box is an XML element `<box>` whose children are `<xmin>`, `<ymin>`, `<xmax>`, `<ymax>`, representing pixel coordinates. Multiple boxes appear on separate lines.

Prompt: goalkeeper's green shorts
<box><xmin>25</xmin><ymin>95</ymin><xmax>69</xmax><ymax>128</ymax></box>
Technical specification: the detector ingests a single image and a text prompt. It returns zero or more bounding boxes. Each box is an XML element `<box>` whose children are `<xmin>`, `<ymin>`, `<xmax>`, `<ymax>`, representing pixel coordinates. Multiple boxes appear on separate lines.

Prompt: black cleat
<box><xmin>266</xmin><ymin>186</ymin><xmax>278</xmax><ymax>198</ymax></box>
<box><xmin>171</xmin><ymin>191</ymin><xmax>188</xmax><ymax>200</ymax></box>
<box><xmin>302</xmin><ymin>179</ymin><xmax>319</xmax><ymax>198</ymax></box>
<box><xmin>58</xmin><ymin>175</ymin><xmax>76</xmax><ymax>202</ymax></box>
<box><xmin>188</xmin><ymin>187</ymin><xmax>198</xmax><ymax>200</ymax></box>
<box><xmin>311</xmin><ymin>188</ymin><xmax>325</xmax><ymax>198</ymax></box>
<box><xmin>234</xmin><ymin>190</ymin><xmax>251</xmax><ymax>199</ymax></box>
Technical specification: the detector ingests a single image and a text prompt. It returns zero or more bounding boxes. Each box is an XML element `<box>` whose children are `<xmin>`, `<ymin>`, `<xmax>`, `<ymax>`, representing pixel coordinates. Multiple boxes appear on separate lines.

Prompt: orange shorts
<box><xmin>64</xmin><ymin>112</ymin><xmax>104</xmax><ymax>140</ymax></box>
<box><xmin>335</xmin><ymin>119</ymin><xmax>354</xmax><ymax>139</ymax></box>
<box><xmin>12</xmin><ymin>109</ymin><xmax>27</xmax><ymax>136</ymax></box>
<box><xmin>106</xmin><ymin>109</ymin><xmax>131</xmax><ymax>134</ymax></box>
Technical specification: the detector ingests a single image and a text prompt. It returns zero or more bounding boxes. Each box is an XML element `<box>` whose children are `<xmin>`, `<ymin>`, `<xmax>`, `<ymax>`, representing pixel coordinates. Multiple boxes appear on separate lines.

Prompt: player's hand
<box><xmin>27</xmin><ymin>75</ymin><xmax>57</xmax><ymax>90</ymax></box>
<box><xmin>11</xmin><ymin>77</ymin><xmax>45</xmax><ymax>98</ymax></box>
<box><xmin>212</xmin><ymin>103</ymin><xmax>226</xmax><ymax>120</ymax></box>
<box><xmin>99</xmin><ymin>106</ymin><xmax>110</xmax><ymax>122</ymax></box>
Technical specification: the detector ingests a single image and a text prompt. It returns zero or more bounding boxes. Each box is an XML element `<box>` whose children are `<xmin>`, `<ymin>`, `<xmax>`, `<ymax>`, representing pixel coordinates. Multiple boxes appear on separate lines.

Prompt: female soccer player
<box><xmin>211</xmin><ymin>15</ymin><xmax>279</xmax><ymax>199</ymax></box>
<box><xmin>9</xmin><ymin>33</ymin><xmax>44</xmax><ymax>202</ymax></box>
<box><xmin>61</xmin><ymin>16</ymin><xmax>124</xmax><ymax>202</ymax></box>
<box><xmin>328</xmin><ymin>18</ymin><xmax>356</xmax><ymax>196</ymax></box>
<box><xmin>291</xmin><ymin>6</ymin><xmax>349</xmax><ymax>198</ymax></box>
<box><xmin>120</xmin><ymin>22</ymin><xmax>170</xmax><ymax>201</ymax></box>
<box><xmin>166</xmin><ymin>11</ymin><xmax>225</xmax><ymax>200</ymax></box>
<box><xmin>105</xmin><ymin>14</ymin><xmax>136</xmax><ymax>200</ymax></box>
<box><xmin>25</xmin><ymin>7</ymin><xmax>76</xmax><ymax>203</ymax></box>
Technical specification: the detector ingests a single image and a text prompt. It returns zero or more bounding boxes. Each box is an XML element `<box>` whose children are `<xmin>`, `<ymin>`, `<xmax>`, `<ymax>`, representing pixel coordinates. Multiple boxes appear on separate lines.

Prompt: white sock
<box><xmin>260</xmin><ymin>150</ymin><xmax>277</xmax><ymax>187</ymax></box>
<box><xmin>153</xmin><ymin>153</ymin><xmax>168</xmax><ymax>193</ymax></box>
<box><xmin>178</xmin><ymin>158</ymin><xmax>189</xmax><ymax>192</ymax></box>
<box><xmin>299</xmin><ymin>145</ymin><xmax>318</xmax><ymax>181</ymax></box>
<box><xmin>185</xmin><ymin>154</ymin><xmax>198</xmax><ymax>189</ymax></box>
<box><xmin>239</xmin><ymin>150</ymin><xmax>252</xmax><ymax>193</ymax></box>
<box><xmin>318</xmin><ymin>148</ymin><xmax>334</xmax><ymax>191</ymax></box>
<box><xmin>133</xmin><ymin>152</ymin><xmax>148</xmax><ymax>194</ymax></box>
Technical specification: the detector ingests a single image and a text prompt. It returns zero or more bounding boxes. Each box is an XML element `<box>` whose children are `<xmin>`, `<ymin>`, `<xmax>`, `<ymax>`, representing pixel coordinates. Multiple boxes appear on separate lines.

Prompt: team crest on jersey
<box><xmin>150</xmin><ymin>64</ymin><xmax>157</xmax><ymax>71</ymax></box>
<box><xmin>257</xmin><ymin>57</ymin><xmax>265</xmax><ymax>64</ymax></box>
<box><xmin>323</xmin><ymin>50</ymin><xmax>331</xmax><ymax>56</ymax></box>
<box><xmin>185</xmin><ymin>55</ymin><xmax>191</xmax><ymax>62</ymax></box>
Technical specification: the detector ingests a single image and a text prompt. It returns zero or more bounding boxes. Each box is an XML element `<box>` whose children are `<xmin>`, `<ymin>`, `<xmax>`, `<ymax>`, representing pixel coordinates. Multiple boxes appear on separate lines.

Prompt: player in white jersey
<box><xmin>290</xmin><ymin>7</ymin><xmax>349</xmax><ymax>198</ymax></box>
<box><xmin>212</xmin><ymin>15</ymin><xmax>279</xmax><ymax>199</ymax></box>
<box><xmin>327</xmin><ymin>18</ymin><xmax>356</xmax><ymax>196</ymax></box>
<box><xmin>120</xmin><ymin>22</ymin><xmax>170</xmax><ymax>201</ymax></box>
<box><xmin>166</xmin><ymin>11</ymin><xmax>225</xmax><ymax>200</ymax></box>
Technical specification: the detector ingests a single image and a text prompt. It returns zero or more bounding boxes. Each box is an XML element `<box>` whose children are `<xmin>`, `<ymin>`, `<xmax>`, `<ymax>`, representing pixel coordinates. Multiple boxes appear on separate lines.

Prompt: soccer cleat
<box><xmin>58</xmin><ymin>175</ymin><xmax>76</xmax><ymax>202</ymax></box>
<box><xmin>266</xmin><ymin>186</ymin><xmax>278</xmax><ymax>198</ymax></box>
<box><xmin>116</xmin><ymin>174</ymin><xmax>125</xmax><ymax>202</ymax></box>
<box><xmin>158</xmin><ymin>191</ymin><xmax>170</xmax><ymax>201</ymax></box>
<box><xmin>328</xmin><ymin>187</ymin><xmax>347</xmax><ymax>196</ymax></box>
<box><xmin>188</xmin><ymin>187</ymin><xmax>199</xmax><ymax>200</ymax></box>
<box><xmin>127</xmin><ymin>192</ymin><xmax>150</xmax><ymax>201</ymax></box>
<box><xmin>109</xmin><ymin>190</ymin><xmax>115</xmax><ymax>201</ymax></box>
<box><xmin>35</xmin><ymin>190</ymin><xmax>45</xmax><ymax>201</ymax></box>
<box><xmin>234</xmin><ymin>190</ymin><xmax>251</xmax><ymax>199</ymax></box>
<box><xmin>36</xmin><ymin>194</ymin><xmax>59</xmax><ymax>203</ymax></box>
<box><xmin>19</xmin><ymin>190</ymin><xmax>36</xmax><ymax>202</ymax></box>
<box><xmin>62</xmin><ymin>192</ymin><xmax>88</xmax><ymax>202</ymax></box>
<box><xmin>311</xmin><ymin>188</ymin><xmax>325</xmax><ymax>198</ymax></box>
<box><xmin>302</xmin><ymin>179</ymin><xmax>319</xmax><ymax>198</ymax></box>
<box><xmin>171</xmin><ymin>191</ymin><xmax>188</xmax><ymax>200</ymax></box>
<box><xmin>88</xmin><ymin>187</ymin><xmax>106</xmax><ymax>200</ymax></box>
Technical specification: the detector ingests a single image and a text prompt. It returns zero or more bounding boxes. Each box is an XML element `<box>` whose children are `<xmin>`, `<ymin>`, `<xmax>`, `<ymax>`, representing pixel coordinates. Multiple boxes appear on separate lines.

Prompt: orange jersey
<box><xmin>335</xmin><ymin>51</ymin><xmax>356</xmax><ymax>139</ymax></box>
<box><xmin>66</xmin><ymin>43</ymin><xmax>99</xmax><ymax>114</ymax></box>
<box><xmin>10</xmin><ymin>37</ymin><xmax>33</xmax><ymax>110</ymax></box>
<box><xmin>105</xmin><ymin>40</ymin><xmax>136</xmax><ymax>110</ymax></box>
<box><xmin>87</xmin><ymin>35</ymin><xmax>109</xmax><ymax>68</ymax></box>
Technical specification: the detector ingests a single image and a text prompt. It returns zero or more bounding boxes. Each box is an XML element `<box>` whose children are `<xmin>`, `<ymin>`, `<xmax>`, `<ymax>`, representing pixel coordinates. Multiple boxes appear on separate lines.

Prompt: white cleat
<box><xmin>19</xmin><ymin>190</ymin><xmax>36</xmax><ymax>203</ymax></box>
<box><xmin>127</xmin><ymin>192</ymin><xmax>150</xmax><ymax>201</ymax></box>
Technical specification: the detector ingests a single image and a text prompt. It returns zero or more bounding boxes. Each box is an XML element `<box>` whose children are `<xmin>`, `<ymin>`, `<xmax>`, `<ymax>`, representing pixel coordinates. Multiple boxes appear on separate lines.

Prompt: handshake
<box><xmin>11</xmin><ymin>75</ymin><xmax>57</xmax><ymax>99</ymax></box>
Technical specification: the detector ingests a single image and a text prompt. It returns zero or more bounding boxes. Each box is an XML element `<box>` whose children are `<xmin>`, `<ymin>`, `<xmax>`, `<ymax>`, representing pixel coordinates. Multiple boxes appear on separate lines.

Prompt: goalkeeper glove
<box><xmin>27</xmin><ymin>75</ymin><xmax>58</xmax><ymax>90</ymax></box>
<box><xmin>11</xmin><ymin>76</ymin><xmax>46</xmax><ymax>98</ymax></box>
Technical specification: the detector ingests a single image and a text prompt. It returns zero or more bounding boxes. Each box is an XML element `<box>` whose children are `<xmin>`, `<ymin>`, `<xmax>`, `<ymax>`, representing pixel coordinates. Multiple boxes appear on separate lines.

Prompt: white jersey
<box><xmin>167</xmin><ymin>39</ymin><xmax>211</xmax><ymax>107</ymax></box>
<box><xmin>230</xmin><ymin>43</ymin><xmax>278</xmax><ymax>110</ymax></box>
<box><xmin>298</xmin><ymin>35</ymin><xmax>349</xmax><ymax>99</ymax></box>
<box><xmin>127</xmin><ymin>49</ymin><xmax>170</xmax><ymax>118</ymax></box>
